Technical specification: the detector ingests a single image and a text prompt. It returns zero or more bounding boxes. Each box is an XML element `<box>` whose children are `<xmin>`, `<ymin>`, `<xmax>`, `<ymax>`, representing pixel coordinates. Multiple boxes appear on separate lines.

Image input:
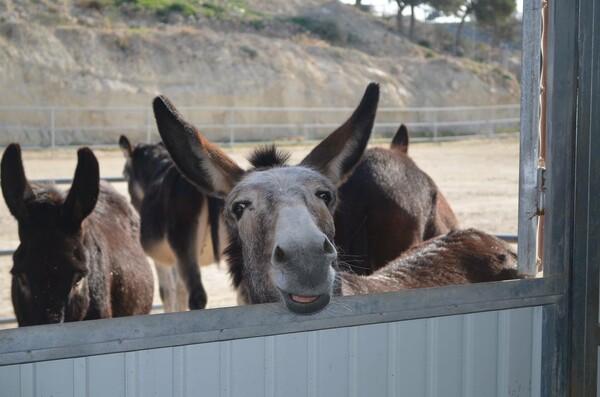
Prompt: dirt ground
<box><xmin>0</xmin><ymin>137</ymin><xmax>519</xmax><ymax>328</ymax></box>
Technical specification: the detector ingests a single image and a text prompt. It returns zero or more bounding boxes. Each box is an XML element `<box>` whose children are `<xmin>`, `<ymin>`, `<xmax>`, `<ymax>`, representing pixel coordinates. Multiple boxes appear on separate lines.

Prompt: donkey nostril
<box><xmin>323</xmin><ymin>238</ymin><xmax>335</xmax><ymax>254</ymax></box>
<box><xmin>274</xmin><ymin>246</ymin><xmax>286</xmax><ymax>263</ymax></box>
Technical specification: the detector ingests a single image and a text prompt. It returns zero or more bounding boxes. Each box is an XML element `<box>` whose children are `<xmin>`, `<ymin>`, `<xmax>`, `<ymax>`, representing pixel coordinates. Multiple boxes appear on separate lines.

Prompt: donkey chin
<box><xmin>273</xmin><ymin>265</ymin><xmax>335</xmax><ymax>315</ymax></box>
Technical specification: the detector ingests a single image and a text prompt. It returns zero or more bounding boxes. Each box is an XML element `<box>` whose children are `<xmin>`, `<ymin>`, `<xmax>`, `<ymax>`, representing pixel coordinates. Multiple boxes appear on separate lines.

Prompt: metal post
<box><xmin>229</xmin><ymin>108</ymin><xmax>235</xmax><ymax>147</ymax></box>
<box><xmin>541</xmin><ymin>0</ymin><xmax>579</xmax><ymax>394</ymax></box>
<box><xmin>146</xmin><ymin>109</ymin><xmax>152</xmax><ymax>143</ymax></box>
<box><xmin>50</xmin><ymin>108</ymin><xmax>56</xmax><ymax>157</ymax></box>
<box><xmin>432</xmin><ymin>111</ymin><xmax>438</xmax><ymax>142</ymax></box>
<box><xmin>302</xmin><ymin>110</ymin><xmax>308</xmax><ymax>142</ymax></box>
<box><xmin>490</xmin><ymin>107</ymin><xmax>496</xmax><ymax>137</ymax></box>
<box><xmin>517</xmin><ymin>0</ymin><xmax>542</xmax><ymax>276</ymax></box>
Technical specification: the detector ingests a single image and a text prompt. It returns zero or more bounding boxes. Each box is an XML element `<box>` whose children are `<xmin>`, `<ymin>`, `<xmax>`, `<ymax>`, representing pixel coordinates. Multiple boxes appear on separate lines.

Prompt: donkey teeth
<box><xmin>290</xmin><ymin>294</ymin><xmax>319</xmax><ymax>304</ymax></box>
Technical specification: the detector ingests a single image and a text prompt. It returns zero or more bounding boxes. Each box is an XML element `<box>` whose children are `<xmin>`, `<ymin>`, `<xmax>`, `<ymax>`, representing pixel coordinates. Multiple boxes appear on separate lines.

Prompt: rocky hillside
<box><xmin>0</xmin><ymin>0</ymin><xmax>520</xmax><ymax>144</ymax></box>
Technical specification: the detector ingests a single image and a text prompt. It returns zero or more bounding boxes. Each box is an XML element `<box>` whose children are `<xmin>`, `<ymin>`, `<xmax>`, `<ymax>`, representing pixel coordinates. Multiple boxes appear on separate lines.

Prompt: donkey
<box><xmin>1</xmin><ymin>144</ymin><xmax>154</xmax><ymax>326</ymax></box>
<box><xmin>153</xmin><ymin>83</ymin><xmax>519</xmax><ymax>315</ymax></box>
<box><xmin>334</xmin><ymin>124</ymin><xmax>459</xmax><ymax>275</ymax></box>
<box><xmin>119</xmin><ymin>137</ymin><xmax>224</xmax><ymax>311</ymax></box>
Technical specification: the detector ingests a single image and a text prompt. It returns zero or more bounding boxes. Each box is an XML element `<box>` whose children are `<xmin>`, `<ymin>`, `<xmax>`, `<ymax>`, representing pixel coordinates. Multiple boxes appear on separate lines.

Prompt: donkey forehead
<box><xmin>134</xmin><ymin>142</ymin><xmax>167</xmax><ymax>159</ymax></box>
<box><xmin>19</xmin><ymin>188</ymin><xmax>82</xmax><ymax>237</ymax></box>
<box><xmin>132</xmin><ymin>146</ymin><xmax>154</xmax><ymax>165</ymax></box>
<box><xmin>22</xmin><ymin>190</ymin><xmax>64</xmax><ymax>220</ymax></box>
<box><xmin>229</xmin><ymin>166</ymin><xmax>335</xmax><ymax>200</ymax></box>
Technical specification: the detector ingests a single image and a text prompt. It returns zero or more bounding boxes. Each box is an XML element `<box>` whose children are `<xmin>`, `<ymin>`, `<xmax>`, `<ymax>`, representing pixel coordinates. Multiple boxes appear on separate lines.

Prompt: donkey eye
<box><xmin>232</xmin><ymin>202</ymin><xmax>248</xmax><ymax>220</ymax></box>
<box><xmin>316</xmin><ymin>191</ymin><xmax>332</xmax><ymax>205</ymax></box>
<box><xmin>72</xmin><ymin>273</ymin><xmax>84</xmax><ymax>287</ymax></box>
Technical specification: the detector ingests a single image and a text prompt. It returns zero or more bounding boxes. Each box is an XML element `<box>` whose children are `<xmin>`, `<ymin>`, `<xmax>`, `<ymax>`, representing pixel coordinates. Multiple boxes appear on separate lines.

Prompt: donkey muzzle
<box><xmin>271</xmin><ymin>206</ymin><xmax>337</xmax><ymax>314</ymax></box>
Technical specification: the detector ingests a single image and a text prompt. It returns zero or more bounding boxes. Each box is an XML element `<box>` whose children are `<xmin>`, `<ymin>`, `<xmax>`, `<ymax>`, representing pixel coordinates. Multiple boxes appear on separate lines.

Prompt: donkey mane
<box><xmin>29</xmin><ymin>184</ymin><xmax>116</xmax><ymax>212</ymax></box>
<box><xmin>26</xmin><ymin>184</ymin><xmax>63</xmax><ymax>206</ymax></box>
<box><xmin>247</xmin><ymin>145</ymin><xmax>291</xmax><ymax>169</ymax></box>
<box><xmin>25</xmin><ymin>185</ymin><xmax>111</xmax><ymax>223</ymax></box>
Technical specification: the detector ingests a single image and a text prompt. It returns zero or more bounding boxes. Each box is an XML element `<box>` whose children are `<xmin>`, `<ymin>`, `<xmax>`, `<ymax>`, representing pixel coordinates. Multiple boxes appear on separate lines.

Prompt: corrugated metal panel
<box><xmin>273</xmin><ymin>332</ymin><xmax>309</xmax><ymax>397</ymax></box>
<box><xmin>506</xmin><ymin>308</ymin><xmax>535</xmax><ymax>396</ymax></box>
<box><xmin>230</xmin><ymin>337</ymin><xmax>265</xmax><ymax>397</ymax></box>
<box><xmin>181</xmin><ymin>342</ymin><xmax>221</xmax><ymax>396</ymax></box>
<box><xmin>470</xmin><ymin>311</ymin><xmax>499</xmax><ymax>396</ymax></box>
<box><xmin>87</xmin><ymin>354</ymin><xmax>125</xmax><ymax>397</ymax></box>
<box><xmin>0</xmin><ymin>363</ymin><xmax>22</xmax><ymax>397</ymax></box>
<box><xmin>0</xmin><ymin>308</ymin><xmax>542</xmax><ymax>397</ymax></box>
<box><xmin>353</xmin><ymin>323</ymin><xmax>389</xmax><ymax>396</ymax></box>
<box><xmin>314</xmin><ymin>327</ymin><xmax>349</xmax><ymax>397</ymax></box>
<box><xmin>397</xmin><ymin>315</ymin><xmax>427</xmax><ymax>394</ymax></box>
<box><xmin>35</xmin><ymin>359</ymin><xmax>76</xmax><ymax>397</ymax></box>
<box><xmin>436</xmin><ymin>316</ymin><xmax>464</xmax><ymax>396</ymax></box>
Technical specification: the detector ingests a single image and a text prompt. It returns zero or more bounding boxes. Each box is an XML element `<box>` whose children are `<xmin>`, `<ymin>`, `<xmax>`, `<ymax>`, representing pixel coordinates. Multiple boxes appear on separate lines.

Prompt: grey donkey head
<box><xmin>153</xmin><ymin>83</ymin><xmax>380</xmax><ymax>314</ymax></box>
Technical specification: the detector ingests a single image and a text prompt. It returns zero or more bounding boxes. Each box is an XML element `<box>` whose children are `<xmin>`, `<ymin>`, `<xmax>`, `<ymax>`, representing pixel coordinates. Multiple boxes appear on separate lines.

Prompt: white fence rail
<box><xmin>0</xmin><ymin>104</ymin><xmax>520</xmax><ymax>149</ymax></box>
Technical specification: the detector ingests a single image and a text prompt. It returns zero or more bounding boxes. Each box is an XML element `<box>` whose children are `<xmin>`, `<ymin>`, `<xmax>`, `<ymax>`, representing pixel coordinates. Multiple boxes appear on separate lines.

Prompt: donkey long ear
<box><xmin>153</xmin><ymin>95</ymin><xmax>244</xmax><ymax>197</ymax></box>
<box><xmin>62</xmin><ymin>148</ymin><xmax>100</xmax><ymax>229</ymax></box>
<box><xmin>1</xmin><ymin>143</ymin><xmax>34</xmax><ymax>221</ymax></box>
<box><xmin>390</xmin><ymin>124</ymin><xmax>409</xmax><ymax>154</ymax></box>
<box><xmin>300</xmin><ymin>83</ymin><xmax>379</xmax><ymax>185</ymax></box>
<box><xmin>118</xmin><ymin>135</ymin><xmax>133</xmax><ymax>160</ymax></box>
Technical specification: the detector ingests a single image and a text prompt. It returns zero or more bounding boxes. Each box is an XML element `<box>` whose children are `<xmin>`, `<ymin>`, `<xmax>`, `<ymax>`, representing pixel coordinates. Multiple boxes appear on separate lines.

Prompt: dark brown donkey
<box><xmin>153</xmin><ymin>83</ymin><xmax>519</xmax><ymax>315</ymax></box>
<box><xmin>1</xmin><ymin>144</ymin><xmax>154</xmax><ymax>326</ymax></box>
<box><xmin>335</xmin><ymin>124</ymin><xmax>458</xmax><ymax>275</ymax></box>
<box><xmin>119</xmin><ymin>137</ymin><xmax>223</xmax><ymax>311</ymax></box>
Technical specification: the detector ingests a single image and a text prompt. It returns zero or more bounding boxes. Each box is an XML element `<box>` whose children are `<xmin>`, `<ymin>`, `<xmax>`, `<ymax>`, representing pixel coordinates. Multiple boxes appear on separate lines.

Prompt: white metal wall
<box><xmin>0</xmin><ymin>307</ymin><xmax>542</xmax><ymax>397</ymax></box>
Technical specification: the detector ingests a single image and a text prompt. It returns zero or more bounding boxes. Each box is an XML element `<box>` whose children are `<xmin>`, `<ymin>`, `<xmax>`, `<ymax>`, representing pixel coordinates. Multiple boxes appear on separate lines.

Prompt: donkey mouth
<box><xmin>279</xmin><ymin>288</ymin><xmax>330</xmax><ymax>315</ymax></box>
<box><xmin>290</xmin><ymin>294</ymin><xmax>319</xmax><ymax>304</ymax></box>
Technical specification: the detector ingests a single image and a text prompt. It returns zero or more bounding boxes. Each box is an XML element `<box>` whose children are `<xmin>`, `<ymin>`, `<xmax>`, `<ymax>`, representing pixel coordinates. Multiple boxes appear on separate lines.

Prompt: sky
<box><xmin>339</xmin><ymin>0</ymin><xmax>524</xmax><ymax>22</ymax></box>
